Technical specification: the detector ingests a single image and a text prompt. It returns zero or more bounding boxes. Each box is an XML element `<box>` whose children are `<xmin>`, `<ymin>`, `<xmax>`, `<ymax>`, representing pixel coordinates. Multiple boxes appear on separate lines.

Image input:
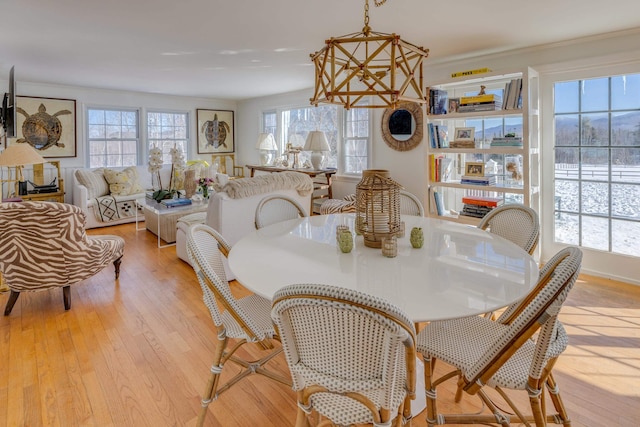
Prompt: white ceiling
<box><xmin>2</xmin><ymin>0</ymin><xmax>639</xmax><ymax>100</ymax></box>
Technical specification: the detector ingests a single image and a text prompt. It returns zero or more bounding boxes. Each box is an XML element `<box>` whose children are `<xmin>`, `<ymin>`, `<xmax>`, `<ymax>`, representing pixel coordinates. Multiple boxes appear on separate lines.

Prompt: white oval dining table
<box><xmin>228</xmin><ymin>213</ymin><xmax>539</xmax><ymax>323</ymax></box>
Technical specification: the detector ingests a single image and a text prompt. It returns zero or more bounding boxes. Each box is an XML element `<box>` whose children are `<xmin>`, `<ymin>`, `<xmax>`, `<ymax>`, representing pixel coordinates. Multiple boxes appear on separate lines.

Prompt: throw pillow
<box><xmin>75</xmin><ymin>168</ymin><xmax>109</xmax><ymax>199</ymax></box>
<box><xmin>103</xmin><ymin>167</ymin><xmax>143</xmax><ymax>196</ymax></box>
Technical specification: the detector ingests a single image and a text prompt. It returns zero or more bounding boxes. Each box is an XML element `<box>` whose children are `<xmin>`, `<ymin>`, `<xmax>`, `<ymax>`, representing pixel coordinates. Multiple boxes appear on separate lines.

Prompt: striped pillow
<box><xmin>75</xmin><ymin>169</ymin><xmax>109</xmax><ymax>199</ymax></box>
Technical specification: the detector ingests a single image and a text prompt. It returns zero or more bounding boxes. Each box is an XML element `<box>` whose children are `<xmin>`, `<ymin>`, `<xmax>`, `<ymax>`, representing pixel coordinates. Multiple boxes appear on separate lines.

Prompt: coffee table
<box><xmin>135</xmin><ymin>198</ymin><xmax>208</xmax><ymax>248</ymax></box>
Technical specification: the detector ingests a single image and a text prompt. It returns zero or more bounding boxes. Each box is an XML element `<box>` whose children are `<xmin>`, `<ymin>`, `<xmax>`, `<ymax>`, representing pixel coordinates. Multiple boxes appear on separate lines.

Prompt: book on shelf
<box><xmin>160</xmin><ymin>198</ymin><xmax>193</xmax><ymax>208</ymax></box>
<box><xmin>459</xmin><ymin>94</ymin><xmax>501</xmax><ymax>105</ymax></box>
<box><xmin>429</xmin><ymin>155</ymin><xmax>454</xmax><ymax>182</ymax></box>
<box><xmin>457</xmin><ymin>102</ymin><xmax>502</xmax><ymax>113</ymax></box>
<box><xmin>461</xmin><ymin>196</ymin><xmax>504</xmax><ymax>208</ymax></box>
<box><xmin>434</xmin><ymin>191</ymin><xmax>445</xmax><ymax>216</ymax></box>
<box><xmin>491</xmin><ymin>136</ymin><xmax>523</xmax><ymax>147</ymax></box>
<box><xmin>460</xmin><ymin>175</ymin><xmax>497</xmax><ymax>186</ymax></box>
<box><xmin>427</xmin><ymin>88</ymin><xmax>448</xmax><ymax>115</ymax></box>
<box><xmin>503</xmin><ymin>78</ymin><xmax>522</xmax><ymax>110</ymax></box>
<box><xmin>428</xmin><ymin>124</ymin><xmax>450</xmax><ymax>148</ymax></box>
<box><xmin>461</xmin><ymin>204</ymin><xmax>493</xmax><ymax>218</ymax></box>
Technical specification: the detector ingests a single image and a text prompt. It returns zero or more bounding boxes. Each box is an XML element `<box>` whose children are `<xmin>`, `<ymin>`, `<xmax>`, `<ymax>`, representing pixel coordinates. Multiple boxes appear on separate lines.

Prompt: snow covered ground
<box><xmin>554</xmin><ymin>164</ymin><xmax>640</xmax><ymax>256</ymax></box>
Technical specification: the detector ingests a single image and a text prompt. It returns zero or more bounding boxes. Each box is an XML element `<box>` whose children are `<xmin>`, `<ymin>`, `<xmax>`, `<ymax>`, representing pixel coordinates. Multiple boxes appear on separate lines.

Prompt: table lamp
<box><xmin>256</xmin><ymin>133</ymin><xmax>277</xmax><ymax>166</ymax></box>
<box><xmin>303</xmin><ymin>131</ymin><xmax>330</xmax><ymax>170</ymax></box>
<box><xmin>0</xmin><ymin>144</ymin><xmax>46</xmax><ymax>196</ymax></box>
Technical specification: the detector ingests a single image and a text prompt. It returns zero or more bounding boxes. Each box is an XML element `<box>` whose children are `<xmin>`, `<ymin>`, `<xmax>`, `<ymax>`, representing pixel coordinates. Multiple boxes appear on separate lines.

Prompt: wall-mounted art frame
<box><xmin>197</xmin><ymin>109</ymin><xmax>234</xmax><ymax>154</ymax></box>
<box><xmin>8</xmin><ymin>96</ymin><xmax>77</xmax><ymax>157</ymax></box>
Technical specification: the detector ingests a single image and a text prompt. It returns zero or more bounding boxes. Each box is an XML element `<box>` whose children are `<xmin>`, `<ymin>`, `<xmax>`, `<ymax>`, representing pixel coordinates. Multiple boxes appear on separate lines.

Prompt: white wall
<box><xmin>0</xmin><ymin>81</ymin><xmax>236</xmax><ymax>203</ymax></box>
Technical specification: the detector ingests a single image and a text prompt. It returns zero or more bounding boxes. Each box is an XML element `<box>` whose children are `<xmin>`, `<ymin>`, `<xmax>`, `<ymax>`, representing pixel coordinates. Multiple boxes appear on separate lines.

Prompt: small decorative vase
<box><xmin>201</xmin><ymin>185</ymin><xmax>209</xmax><ymax>199</ymax></box>
<box><xmin>410</xmin><ymin>227</ymin><xmax>424</xmax><ymax>249</ymax></box>
<box><xmin>337</xmin><ymin>230</ymin><xmax>353</xmax><ymax>253</ymax></box>
<box><xmin>336</xmin><ymin>225</ymin><xmax>349</xmax><ymax>241</ymax></box>
<box><xmin>184</xmin><ymin>169</ymin><xmax>197</xmax><ymax>198</ymax></box>
<box><xmin>382</xmin><ymin>235</ymin><xmax>397</xmax><ymax>258</ymax></box>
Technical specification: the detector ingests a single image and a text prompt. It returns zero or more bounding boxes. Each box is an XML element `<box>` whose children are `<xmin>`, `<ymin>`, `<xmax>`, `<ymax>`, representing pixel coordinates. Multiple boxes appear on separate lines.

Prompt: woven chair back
<box><xmin>272</xmin><ymin>283</ymin><xmax>417</xmax><ymax>426</ymax></box>
<box><xmin>187</xmin><ymin>224</ymin><xmax>265</xmax><ymax>340</ymax></box>
<box><xmin>464</xmin><ymin>247</ymin><xmax>582</xmax><ymax>393</ymax></box>
<box><xmin>254</xmin><ymin>195</ymin><xmax>307</xmax><ymax>229</ymax></box>
<box><xmin>478</xmin><ymin>203</ymin><xmax>540</xmax><ymax>254</ymax></box>
<box><xmin>399</xmin><ymin>190</ymin><xmax>425</xmax><ymax>217</ymax></box>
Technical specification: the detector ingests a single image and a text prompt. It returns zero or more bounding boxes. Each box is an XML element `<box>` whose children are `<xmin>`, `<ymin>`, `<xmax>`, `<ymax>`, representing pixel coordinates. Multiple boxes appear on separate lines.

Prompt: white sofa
<box><xmin>72</xmin><ymin>165</ymin><xmax>172</xmax><ymax>229</ymax></box>
<box><xmin>175</xmin><ymin>171</ymin><xmax>313</xmax><ymax>273</ymax></box>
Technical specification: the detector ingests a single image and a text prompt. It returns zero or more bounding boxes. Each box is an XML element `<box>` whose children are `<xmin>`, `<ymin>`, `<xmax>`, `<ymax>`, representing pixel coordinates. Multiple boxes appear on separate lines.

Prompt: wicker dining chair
<box><xmin>0</xmin><ymin>201</ymin><xmax>124</xmax><ymax>315</ymax></box>
<box><xmin>272</xmin><ymin>283</ymin><xmax>417</xmax><ymax>427</ymax></box>
<box><xmin>477</xmin><ymin>203</ymin><xmax>540</xmax><ymax>255</ymax></box>
<box><xmin>399</xmin><ymin>190</ymin><xmax>425</xmax><ymax>217</ymax></box>
<box><xmin>255</xmin><ymin>194</ymin><xmax>308</xmax><ymax>229</ymax></box>
<box><xmin>186</xmin><ymin>224</ymin><xmax>291</xmax><ymax>427</ymax></box>
<box><xmin>417</xmin><ymin>247</ymin><xmax>582</xmax><ymax>427</ymax></box>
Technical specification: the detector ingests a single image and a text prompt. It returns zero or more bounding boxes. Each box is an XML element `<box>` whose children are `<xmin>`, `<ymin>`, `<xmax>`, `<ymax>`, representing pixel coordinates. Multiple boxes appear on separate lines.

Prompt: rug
<box><xmin>95</xmin><ymin>196</ymin><xmax>138</xmax><ymax>222</ymax></box>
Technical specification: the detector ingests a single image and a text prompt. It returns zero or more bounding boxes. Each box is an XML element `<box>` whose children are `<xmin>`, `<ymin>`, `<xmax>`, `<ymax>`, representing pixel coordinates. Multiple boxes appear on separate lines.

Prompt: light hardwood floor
<box><xmin>1</xmin><ymin>223</ymin><xmax>639</xmax><ymax>426</ymax></box>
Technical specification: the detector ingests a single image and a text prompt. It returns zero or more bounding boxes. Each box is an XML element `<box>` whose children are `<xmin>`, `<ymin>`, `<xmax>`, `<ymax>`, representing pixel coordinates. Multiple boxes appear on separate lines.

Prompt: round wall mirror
<box><xmin>381</xmin><ymin>101</ymin><xmax>424</xmax><ymax>152</ymax></box>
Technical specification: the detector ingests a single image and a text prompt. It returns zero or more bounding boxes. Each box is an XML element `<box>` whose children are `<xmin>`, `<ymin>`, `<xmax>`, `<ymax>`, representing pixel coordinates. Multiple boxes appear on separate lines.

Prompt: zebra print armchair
<box><xmin>0</xmin><ymin>201</ymin><xmax>125</xmax><ymax>315</ymax></box>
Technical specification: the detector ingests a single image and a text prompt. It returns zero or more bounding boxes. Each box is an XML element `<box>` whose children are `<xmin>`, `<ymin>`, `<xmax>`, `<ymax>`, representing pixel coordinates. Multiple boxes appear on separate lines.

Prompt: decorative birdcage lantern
<box><xmin>355</xmin><ymin>169</ymin><xmax>402</xmax><ymax>248</ymax></box>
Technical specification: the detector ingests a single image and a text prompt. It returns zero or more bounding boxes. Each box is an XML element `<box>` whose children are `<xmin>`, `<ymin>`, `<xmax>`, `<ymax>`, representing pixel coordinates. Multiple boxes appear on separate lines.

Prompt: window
<box><xmin>554</xmin><ymin>73</ymin><xmax>640</xmax><ymax>257</ymax></box>
<box><xmin>262</xmin><ymin>104</ymin><xmax>370</xmax><ymax>174</ymax></box>
<box><xmin>147</xmin><ymin>111</ymin><xmax>189</xmax><ymax>164</ymax></box>
<box><xmin>87</xmin><ymin>108</ymin><xmax>139</xmax><ymax>168</ymax></box>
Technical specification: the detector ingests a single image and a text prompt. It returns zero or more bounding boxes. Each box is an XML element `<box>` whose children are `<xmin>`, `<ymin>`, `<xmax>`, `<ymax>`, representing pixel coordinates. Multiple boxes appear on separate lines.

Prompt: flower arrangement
<box><xmin>197</xmin><ymin>177</ymin><xmax>214</xmax><ymax>199</ymax></box>
<box><xmin>148</xmin><ymin>145</ymin><xmax>164</xmax><ymax>190</ymax></box>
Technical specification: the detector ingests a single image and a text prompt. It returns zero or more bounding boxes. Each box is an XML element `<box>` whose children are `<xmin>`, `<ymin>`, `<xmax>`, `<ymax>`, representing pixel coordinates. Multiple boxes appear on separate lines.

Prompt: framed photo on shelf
<box><xmin>454</xmin><ymin>127</ymin><xmax>474</xmax><ymax>141</ymax></box>
<box><xmin>465</xmin><ymin>162</ymin><xmax>485</xmax><ymax>177</ymax></box>
<box><xmin>197</xmin><ymin>109</ymin><xmax>235</xmax><ymax>154</ymax></box>
<box><xmin>448</xmin><ymin>98</ymin><xmax>460</xmax><ymax>113</ymax></box>
<box><xmin>8</xmin><ymin>96</ymin><xmax>77</xmax><ymax>157</ymax></box>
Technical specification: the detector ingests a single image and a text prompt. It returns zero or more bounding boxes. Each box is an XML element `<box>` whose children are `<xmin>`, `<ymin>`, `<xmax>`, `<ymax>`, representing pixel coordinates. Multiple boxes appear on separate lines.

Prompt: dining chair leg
<box><xmin>196</xmin><ymin>334</ymin><xmax>228</xmax><ymax>427</ymax></box>
<box><xmin>3</xmin><ymin>290</ymin><xmax>20</xmax><ymax>316</ymax></box>
<box><xmin>424</xmin><ymin>355</ymin><xmax>438</xmax><ymax>427</ymax></box>
<box><xmin>546</xmin><ymin>373</ymin><xmax>572</xmax><ymax>426</ymax></box>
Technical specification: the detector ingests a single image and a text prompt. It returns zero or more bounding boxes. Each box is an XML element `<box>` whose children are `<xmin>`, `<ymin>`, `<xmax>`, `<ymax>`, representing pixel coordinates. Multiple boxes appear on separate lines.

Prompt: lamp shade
<box><xmin>256</xmin><ymin>133</ymin><xmax>277</xmax><ymax>150</ymax></box>
<box><xmin>303</xmin><ymin>131</ymin><xmax>330</xmax><ymax>152</ymax></box>
<box><xmin>0</xmin><ymin>144</ymin><xmax>46</xmax><ymax>167</ymax></box>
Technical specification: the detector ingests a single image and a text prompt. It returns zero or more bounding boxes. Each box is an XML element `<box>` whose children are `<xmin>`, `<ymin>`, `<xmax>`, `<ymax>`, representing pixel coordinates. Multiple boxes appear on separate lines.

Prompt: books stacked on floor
<box><xmin>427</xmin><ymin>88</ymin><xmax>448</xmax><ymax>115</ymax></box>
<box><xmin>460</xmin><ymin>175</ymin><xmax>497</xmax><ymax>186</ymax></box>
<box><xmin>460</xmin><ymin>196</ymin><xmax>503</xmax><ymax>218</ymax></box>
<box><xmin>503</xmin><ymin>78</ymin><xmax>523</xmax><ymax>110</ymax></box>
<box><xmin>427</xmin><ymin>123</ymin><xmax>449</xmax><ymax>148</ymax></box>
<box><xmin>160</xmin><ymin>198</ymin><xmax>192</xmax><ymax>208</ymax></box>
<box><xmin>457</xmin><ymin>94</ymin><xmax>502</xmax><ymax>113</ymax></box>
<box><xmin>491</xmin><ymin>136</ymin><xmax>523</xmax><ymax>147</ymax></box>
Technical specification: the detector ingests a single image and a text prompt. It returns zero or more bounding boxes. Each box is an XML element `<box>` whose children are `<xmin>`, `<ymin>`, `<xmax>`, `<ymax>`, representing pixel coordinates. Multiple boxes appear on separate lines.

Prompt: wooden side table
<box><xmin>245</xmin><ymin>165</ymin><xmax>336</xmax><ymax>214</ymax></box>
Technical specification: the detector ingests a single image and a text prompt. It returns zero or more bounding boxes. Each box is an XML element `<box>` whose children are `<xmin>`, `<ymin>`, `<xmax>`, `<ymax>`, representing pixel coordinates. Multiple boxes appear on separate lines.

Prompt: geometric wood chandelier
<box><xmin>310</xmin><ymin>0</ymin><xmax>430</xmax><ymax>109</ymax></box>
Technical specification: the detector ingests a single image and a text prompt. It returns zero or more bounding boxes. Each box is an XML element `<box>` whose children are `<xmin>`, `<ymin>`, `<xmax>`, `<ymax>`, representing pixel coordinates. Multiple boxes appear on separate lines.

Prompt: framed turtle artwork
<box><xmin>8</xmin><ymin>96</ymin><xmax>77</xmax><ymax>157</ymax></box>
<box><xmin>196</xmin><ymin>109</ymin><xmax>234</xmax><ymax>154</ymax></box>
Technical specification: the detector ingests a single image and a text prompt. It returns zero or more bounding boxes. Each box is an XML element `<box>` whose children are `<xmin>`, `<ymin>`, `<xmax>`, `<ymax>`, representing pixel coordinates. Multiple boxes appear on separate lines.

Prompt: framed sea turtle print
<box><xmin>197</xmin><ymin>109</ymin><xmax>234</xmax><ymax>154</ymax></box>
<box><xmin>8</xmin><ymin>96</ymin><xmax>76</xmax><ymax>157</ymax></box>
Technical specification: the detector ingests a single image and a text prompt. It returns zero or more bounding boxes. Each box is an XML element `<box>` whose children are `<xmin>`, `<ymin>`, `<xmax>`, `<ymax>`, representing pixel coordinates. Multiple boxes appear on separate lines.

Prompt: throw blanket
<box><xmin>222</xmin><ymin>171</ymin><xmax>313</xmax><ymax>199</ymax></box>
<box><xmin>94</xmin><ymin>195</ymin><xmax>138</xmax><ymax>222</ymax></box>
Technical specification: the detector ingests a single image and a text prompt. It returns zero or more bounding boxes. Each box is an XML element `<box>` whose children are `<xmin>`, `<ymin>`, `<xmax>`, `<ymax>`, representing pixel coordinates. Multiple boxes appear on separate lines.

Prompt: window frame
<box><xmin>146</xmin><ymin>110</ymin><xmax>190</xmax><ymax>165</ymax></box>
<box><xmin>86</xmin><ymin>106</ymin><xmax>141</xmax><ymax>168</ymax></box>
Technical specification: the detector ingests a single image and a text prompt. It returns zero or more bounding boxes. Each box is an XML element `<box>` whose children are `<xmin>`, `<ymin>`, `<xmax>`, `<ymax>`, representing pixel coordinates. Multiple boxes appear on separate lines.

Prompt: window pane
<box><xmin>581</xmin><ymin>215</ymin><xmax>609</xmax><ymax>251</ymax></box>
<box><xmin>581</xmin><ymin>181</ymin><xmax>608</xmax><ymax>215</ymax></box>
<box><xmin>611</xmin><ymin>112</ymin><xmax>640</xmax><ymax>147</ymax></box>
<box><xmin>555</xmin><ymin>114</ymin><xmax>579</xmax><ymax>146</ymax></box>
<box><xmin>612</xmin><ymin>74</ymin><xmax>640</xmax><ymax>110</ymax></box>
<box><xmin>581</xmin><ymin>77</ymin><xmax>608</xmax><ymax>112</ymax></box>
<box><xmin>555</xmin><ymin>212</ymin><xmax>579</xmax><ymax>245</ymax></box>
<box><xmin>88</xmin><ymin>108</ymin><xmax>139</xmax><ymax>168</ymax></box>
<box><xmin>555</xmin><ymin>179</ymin><xmax>578</xmax><ymax>213</ymax></box>
<box><xmin>612</xmin><ymin>184</ymin><xmax>640</xmax><ymax>219</ymax></box>
<box><xmin>612</xmin><ymin>219</ymin><xmax>640</xmax><ymax>256</ymax></box>
<box><xmin>555</xmin><ymin>147</ymin><xmax>579</xmax><ymax>169</ymax></box>
<box><xmin>555</xmin><ymin>81</ymin><xmax>579</xmax><ymax>113</ymax></box>
<box><xmin>581</xmin><ymin>113</ymin><xmax>608</xmax><ymax>146</ymax></box>
<box><xmin>612</xmin><ymin>148</ymin><xmax>640</xmax><ymax>182</ymax></box>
